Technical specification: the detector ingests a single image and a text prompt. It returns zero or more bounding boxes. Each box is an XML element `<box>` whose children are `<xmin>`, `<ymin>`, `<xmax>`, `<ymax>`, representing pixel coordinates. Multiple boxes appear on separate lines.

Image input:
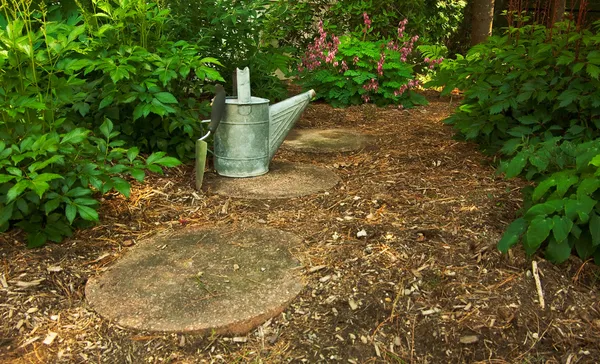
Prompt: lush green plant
<box><xmin>498</xmin><ymin>147</ymin><xmax>600</xmax><ymax>265</ymax></box>
<box><xmin>161</xmin><ymin>0</ymin><xmax>290</xmax><ymax>101</ymax></box>
<box><xmin>428</xmin><ymin>21</ymin><xmax>600</xmax><ymax>156</ymax></box>
<box><xmin>73</xmin><ymin>0</ymin><xmax>223</xmax><ymax>159</ymax></box>
<box><xmin>429</xmin><ymin>20</ymin><xmax>600</xmax><ymax>263</ymax></box>
<box><xmin>295</xmin><ymin>16</ymin><xmax>431</xmax><ymax>108</ymax></box>
<box><xmin>265</xmin><ymin>0</ymin><xmax>466</xmax><ymax>54</ymax></box>
<box><xmin>0</xmin><ymin>0</ymin><xmax>217</xmax><ymax>246</ymax></box>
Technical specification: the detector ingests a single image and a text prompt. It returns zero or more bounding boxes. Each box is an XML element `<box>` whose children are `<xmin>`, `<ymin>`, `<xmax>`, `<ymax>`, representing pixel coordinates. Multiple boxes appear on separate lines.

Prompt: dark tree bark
<box><xmin>550</xmin><ymin>0</ymin><xmax>567</xmax><ymax>25</ymax></box>
<box><xmin>471</xmin><ymin>0</ymin><xmax>495</xmax><ymax>45</ymax></box>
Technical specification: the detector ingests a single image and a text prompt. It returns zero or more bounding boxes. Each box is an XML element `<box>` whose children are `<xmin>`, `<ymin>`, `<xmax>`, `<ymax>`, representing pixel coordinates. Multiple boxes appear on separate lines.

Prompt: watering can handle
<box><xmin>209</xmin><ymin>84</ymin><xmax>226</xmax><ymax>133</ymax></box>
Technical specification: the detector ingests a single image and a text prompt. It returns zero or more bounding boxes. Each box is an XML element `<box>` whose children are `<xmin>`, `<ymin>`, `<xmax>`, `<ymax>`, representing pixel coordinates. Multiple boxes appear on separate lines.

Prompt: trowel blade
<box><xmin>195</xmin><ymin>139</ymin><xmax>208</xmax><ymax>191</ymax></box>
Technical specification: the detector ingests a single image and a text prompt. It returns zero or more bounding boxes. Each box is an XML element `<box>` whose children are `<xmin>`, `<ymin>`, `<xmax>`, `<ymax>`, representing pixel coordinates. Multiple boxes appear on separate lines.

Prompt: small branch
<box><xmin>532</xmin><ymin>261</ymin><xmax>545</xmax><ymax>309</ymax></box>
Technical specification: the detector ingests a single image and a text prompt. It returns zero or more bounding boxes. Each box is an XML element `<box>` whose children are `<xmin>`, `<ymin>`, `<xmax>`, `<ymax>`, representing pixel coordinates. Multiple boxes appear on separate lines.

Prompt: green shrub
<box><xmin>295</xmin><ymin>17</ymin><xmax>431</xmax><ymax>108</ymax></box>
<box><xmin>428</xmin><ymin>20</ymin><xmax>600</xmax><ymax>263</ymax></box>
<box><xmin>161</xmin><ymin>0</ymin><xmax>290</xmax><ymax>102</ymax></box>
<box><xmin>0</xmin><ymin>0</ymin><xmax>224</xmax><ymax>246</ymax></box>
<box><xmin>428</xmin><ymin>21</ymin><xmax>600</xmax><ymax>156</ymax></box>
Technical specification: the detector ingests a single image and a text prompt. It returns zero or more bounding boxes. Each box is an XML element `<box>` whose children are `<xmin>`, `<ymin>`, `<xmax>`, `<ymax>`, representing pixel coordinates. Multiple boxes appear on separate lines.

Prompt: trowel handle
<box><xmin>209</xmin><ymin>84</ymin><xmax>227</xmax><ymax>133</ymax></box>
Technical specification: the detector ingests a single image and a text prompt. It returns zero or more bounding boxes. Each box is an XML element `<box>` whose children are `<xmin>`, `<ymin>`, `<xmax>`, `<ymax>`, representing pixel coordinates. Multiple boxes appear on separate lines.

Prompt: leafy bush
<box><xmin>265</xmin><ymin>0</ymin><xmax>466</xmax><ymax>54</ymax></box>
<box><xmin>295</xmin><ymin>17</ymin><xmax>431</xmax><ymax>108</ymax></box>
<box><xmin>0</xmin><ymin>0</ymin><xmax>225</xmax><ymax>246</ymax></box>
<box><xmin>498</xmin><ymin>147</ymin><xmax>600</xmax><ymax>265</ymax></box>
<box><xmin>429</xmin><ymin>22</ymin><xmax>600</xmax><ymax>156</ymax></box>
<box><xmin>429</xmin><ymin>20</ymin><xmax>600</xmax><ymax>263</ymax></box>
<box><xmin>162</xmin><ymin>0</ymin><xmax>290</xmax><ymax>101</ymax></box>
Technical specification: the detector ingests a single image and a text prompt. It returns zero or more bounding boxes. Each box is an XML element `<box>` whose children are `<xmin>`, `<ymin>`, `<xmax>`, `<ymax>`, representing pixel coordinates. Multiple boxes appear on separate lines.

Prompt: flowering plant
<box><xmin>295</xmin><ymin>14</ymin><xmax>439</xmax><ymax>108</ymax></box>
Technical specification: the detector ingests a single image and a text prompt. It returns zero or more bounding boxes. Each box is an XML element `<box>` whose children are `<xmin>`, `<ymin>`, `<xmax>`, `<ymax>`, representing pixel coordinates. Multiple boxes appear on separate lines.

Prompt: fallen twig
<box><xmin>531</xmin><ymin>261</ymin><xmax>545</xmax><ymax>309</ymax></box>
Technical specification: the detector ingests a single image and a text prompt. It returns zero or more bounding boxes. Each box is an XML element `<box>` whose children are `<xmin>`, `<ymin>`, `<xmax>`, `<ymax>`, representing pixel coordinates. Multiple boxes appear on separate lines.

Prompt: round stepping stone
<box><xmin>283</xmin><ymin>128</ymin><xmax>371</xmax><ymax>153</ymax></box>
<box><xmin>86</xmin><ymin>227</ymin><xmax>304</xmax><ymax>334</ymax></box>
<box><xmin>204</xmin><ymin>161</ymin><xmax>339</xmax><ymax>199</ymax></box>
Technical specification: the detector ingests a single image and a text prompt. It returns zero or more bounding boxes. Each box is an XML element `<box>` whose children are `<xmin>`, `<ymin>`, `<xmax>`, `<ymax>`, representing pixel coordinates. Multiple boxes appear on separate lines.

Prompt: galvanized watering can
<box><xmin>197</xmin><ymin>67</ymin><xmax>315</xmax><ymax>181</ymax></box>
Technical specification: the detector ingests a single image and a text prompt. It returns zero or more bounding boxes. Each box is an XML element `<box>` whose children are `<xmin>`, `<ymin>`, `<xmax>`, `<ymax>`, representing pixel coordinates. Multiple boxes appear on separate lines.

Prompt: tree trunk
<box><xmin>550</xmin><ymin>0</ymin><xmax>567</xmax><ymax>25</ymax></box>
<box><xmin>471</xmin><ymin>0</ymin><xmax>495</xmax><ymax>45</ymax></box>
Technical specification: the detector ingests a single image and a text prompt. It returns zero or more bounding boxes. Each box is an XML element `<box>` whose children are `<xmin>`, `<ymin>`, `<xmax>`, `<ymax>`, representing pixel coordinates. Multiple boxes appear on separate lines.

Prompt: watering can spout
<box><xmin>268</xmin><ymin>89</ymin><xmax>316</xmax><ymax>160</ymax></box>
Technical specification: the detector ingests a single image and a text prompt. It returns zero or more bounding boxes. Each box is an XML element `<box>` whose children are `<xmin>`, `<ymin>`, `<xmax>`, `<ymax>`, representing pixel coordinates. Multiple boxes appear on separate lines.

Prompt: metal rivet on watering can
<box><xmin>211</xmin><ymin>67</ymin><xmax>316</xmax><ymax>178</ymax></box>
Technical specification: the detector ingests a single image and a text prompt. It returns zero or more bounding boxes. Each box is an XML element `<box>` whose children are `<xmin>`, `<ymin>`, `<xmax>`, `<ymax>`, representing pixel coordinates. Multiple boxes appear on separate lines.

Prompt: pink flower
<box><xmin>363</xmin><ymin>12</ymin><xmax>372</xmax><ymax>31</ymax></box>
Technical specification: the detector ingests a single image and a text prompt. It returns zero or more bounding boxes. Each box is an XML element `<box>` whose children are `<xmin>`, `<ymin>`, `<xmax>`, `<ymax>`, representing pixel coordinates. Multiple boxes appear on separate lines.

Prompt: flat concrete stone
<box><xmin>205</xmin><ymin>161</ymin><xmax>339</xmax><ymax>199</ymax></box>
<box><xmin>85</xmin><ymin>227</ymin><xmax>304</xmax><ymax>334</ymax></box>
<box><xmin>283</xmin><ymin>128</ymin><xmax>371</xmax><ymax>153</ymax></box>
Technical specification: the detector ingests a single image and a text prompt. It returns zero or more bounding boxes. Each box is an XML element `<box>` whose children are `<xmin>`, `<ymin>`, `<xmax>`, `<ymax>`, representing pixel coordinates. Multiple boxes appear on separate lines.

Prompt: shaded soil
<box><xmin>2</xmin><ymin>92</ymin><xmax>600</xmax><ymax>363</ymax></box>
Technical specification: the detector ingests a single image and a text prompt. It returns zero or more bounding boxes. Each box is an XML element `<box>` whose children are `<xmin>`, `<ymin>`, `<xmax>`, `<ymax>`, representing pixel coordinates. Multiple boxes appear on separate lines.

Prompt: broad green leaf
<box><xmin>0</xmin><ymin>174</ymin><xmax>15</xmax><ymax>183</ymax></box>
<box><xmin>587</xmin><ymin>64</ymin><xmax>600</xmax><ymax>79</ymax></box>
<box><xmin>154</xmin><ymin>157</ymin><xmax>181</xmax><ymax>168</ymax></box>
<box><xmin>0</xmin><ymin>202</ymin><xmax>13</xmax><ymax>225</ymax></box>
<box><xmin>7</xmin><ymin>180</ymin><xmax>29</xmax><ymax>202</ymax></box>
<box><xmin>154</xmin><ymin>92</ymin><xmax>178</xmax><ymax>104</ymax></box>
<box><xmin>552</xmin><ymin>215</ymin><xmax>573</xmax><ymax>243</ymax></box>
<box><xmin>99</xmin><ymin>95</ymin><xmax>114</xmax><ymax>109</ymax></box>
<box><xmin>127</xmin><ymin>147</ymin><xmax>139</xmax><ymax>162</ymax></box>
<box><xmin>146</xmin><ymin>152</ymin><xmax>166</xmax><ymax>165</ymax></box>
<box><xmin>61</xmin><ymin>128</ymin><xmax>90</xmax><ymax>144</ymax></box>
<box><xmin>44</xmin><ymin>199</ymin><xmax>61</xmax><ymax>215</ymax></box>
<box><xmin>504</xmin><ymin>152</ymin><xmax>527</xmax><ymax>178</ymax></box>
<box><xmin>545</xmin><ymin>237</ymin><xmax>571</xmax><ymax>263</ymax></box>
<box><xmin>66</xmin><ymin>204</ymin><xmax>77</xmax><ymax>224</ymax></box>
<box><xmin>556</xmin><ymin>172</ymin><xmax>578</xmax><ymax>197</ymax></box>
<box><xmin>526</xmin><ymin>217</ymin><xmax>553</xmax><ymax>250</ymax></box>
<box><xmin>498</xmin><ymin>218</ymin><xmax>527</xmax><ymax>253</ymax></box>
<box><xmin>33</xmin><ymin>173</ymin><xmax>63</xmax><ymax>183</ymax></box>
<box><xmin>73</xmin><ymin>197</ymin><xmax>99</xmax><ymax>206</ymax></box>
<box><xmin>575</xmin><ymin>232</ymin><xmax>596</xmax><ymax>259</ymax></box>
<box><xmin>590</xmin><ymin>154</ymin><xmax>600</xmax><ymax>167</ymax></box>
<box><xmin>577</xmin><ymin>178</ymin><xmax>600</xmax><ymax>198</ymax></box>
<box><xmin>590</xmin><ymin>213</ymin><xmax>600</xmax><ymax>246</ymax></box>
<box><xmin>77</xmin><ymin>205</ymin><xmax>99</xmax><ymax>221</ymax></box>
<box><xmin>524</xmin><ymin>202</ymin><xmax>559</xmax><ymax>220</ymax></box>
<box><xmin>130</xmin><ymin>169</ymin><xmax>145</xmax><ymax>182</ymax></box>
<box><xmin>532</xmin><ymin>177</ymin><xmax>556</xmax><ymax>201</ymax></box>
<box><xmin>65</xmin><ymin>187</ymin><xmax>92</xmax><ymax>197</ymax></box>
<box><xmin>112</xmin><ymin>177</ymin><xmax>130</xmax><ymax>198</ymax></box>
<box><xmin>99</xmin><ymin>118</ymin><xmax>114</xmax><ymax>139</ymax></box>
<box><xmin>30</xmin><ymin>180</ymin><xmax>50</xmax><ymax>198</ymax></box>
<box><xmin>27</xmin><ymin>232</ymin><xmax>47</xmax><ymax>248</ymax></box>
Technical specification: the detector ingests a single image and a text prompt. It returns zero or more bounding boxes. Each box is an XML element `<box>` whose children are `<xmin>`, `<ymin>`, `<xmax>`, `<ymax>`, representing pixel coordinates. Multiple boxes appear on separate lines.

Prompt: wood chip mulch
<box><xmin>1</xmin><ymin>92</ymin><xmax>599</xmax><ymax>363</ymax></box>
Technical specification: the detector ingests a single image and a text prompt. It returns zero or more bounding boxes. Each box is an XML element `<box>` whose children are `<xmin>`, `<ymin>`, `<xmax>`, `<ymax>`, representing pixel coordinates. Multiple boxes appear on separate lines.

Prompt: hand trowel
<box><xmin>196</xmin><ymin>84</ymin><xmax>226</xmax><ymax>191</ymax></box>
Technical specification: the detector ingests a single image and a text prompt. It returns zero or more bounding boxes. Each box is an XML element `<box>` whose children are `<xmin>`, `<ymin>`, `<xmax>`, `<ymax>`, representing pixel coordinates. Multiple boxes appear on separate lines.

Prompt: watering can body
<box><xmin>212</xmin><ymin>68</ymin><xmax>315</xmax><ymax>178</ymax></box>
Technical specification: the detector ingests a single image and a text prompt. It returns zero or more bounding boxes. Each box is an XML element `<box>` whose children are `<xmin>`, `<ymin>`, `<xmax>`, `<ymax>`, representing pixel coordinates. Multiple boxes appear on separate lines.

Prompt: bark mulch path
<box><xmin>1</xmin><ymin>93</ymin><xmax>600</xmax><ymax>363</ymax></box>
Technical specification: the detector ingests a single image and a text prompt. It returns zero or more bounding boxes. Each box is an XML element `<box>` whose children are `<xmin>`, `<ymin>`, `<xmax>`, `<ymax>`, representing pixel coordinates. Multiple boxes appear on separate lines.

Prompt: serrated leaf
<box><xmin>526</xmin><ymin>216</ymin><xmax>553</xmax><ymax>250</ymax></box>
<box><xmin>130</xmin><ymin>169</ymin><xmax>145</xmax><ymax>182</ymax></box>
<box><xmin>587</xmin><ymin>64</ymin><xmax>600</xmax><ymax>79</ymax></box>
<box><xmin>552</xmin><ymin>215</ymin><xmax>573</xmax><ymax>243</ymax></box>
<box><xmin>498</xmin><ymin>218</ymin><xmax>527</xmax><ymax>253</ymax></box>
<box><xmin>154</xmin><ymin>92</ymin><xmax>178</xmax><ymax>104</ymax></box>
<box><xmin>0</xmin><ymin>174</ymin><xmax>15</xmax><ymax>183</ymax></box>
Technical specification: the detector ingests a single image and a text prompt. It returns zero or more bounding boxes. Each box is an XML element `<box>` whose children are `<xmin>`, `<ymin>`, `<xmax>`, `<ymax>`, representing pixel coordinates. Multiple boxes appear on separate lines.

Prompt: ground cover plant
<box><xmin>429</xmin><ymin>19</ymin><xmax>600</xmax><ymax>264</ymax></box>
<box><xmin>295</xmin><ymin>14</ymin><xmax>436</xmax><ymax>108</ymax></box>
<box><xmin>0</xmin><ymin>0</ymin><xmax>226</xmax><ymax>246</ymax></box>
